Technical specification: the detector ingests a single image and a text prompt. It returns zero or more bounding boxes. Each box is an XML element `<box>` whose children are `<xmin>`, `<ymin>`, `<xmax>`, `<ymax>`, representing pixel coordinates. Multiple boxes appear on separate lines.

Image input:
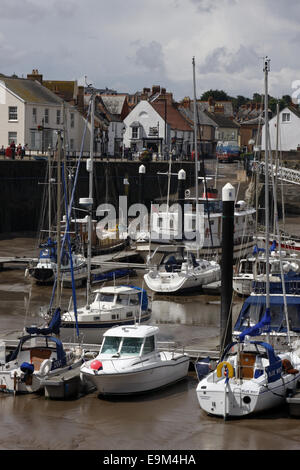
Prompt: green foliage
<box><xmin>200</xmin><ymin>89</ymin><xmax>231</xmax><ymax>101</ymax></box>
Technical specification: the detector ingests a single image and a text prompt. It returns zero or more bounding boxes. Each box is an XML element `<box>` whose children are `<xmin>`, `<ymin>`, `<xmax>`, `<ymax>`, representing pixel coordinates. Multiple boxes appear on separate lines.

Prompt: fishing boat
<box><xmin>0</xmin><ymin>309</ymin><xmax>83</xmax><ymax>395</ymax></box>
<box><xmin>144</xmin><ymin>249</ymin><xmax>220</xmax><ymax>294</ymax></box>
<box><xmin>60</xmin><ymin>285</ymin><xmax>152</xmax><ymax>344</ymax></box>
<box><xmin>80</xmin><ymin>324</ymin><xmax>190</xmax><ymax>395</ymax></box>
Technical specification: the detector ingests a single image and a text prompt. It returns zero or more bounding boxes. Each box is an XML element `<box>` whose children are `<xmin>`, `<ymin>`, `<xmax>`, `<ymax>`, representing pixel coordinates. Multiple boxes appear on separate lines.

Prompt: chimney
<box><xmin>182</xmin><ymin>97</ymin><xmax>191</xmax><ymax>109</ymax></box>
<box><xmin>77</xmin><ymin>86</ymin><xmax>84</xmax><ymax>112</ymax></box>
<box><xmin>27</xmin><ymin>69</ymin><xmax>43</xmax><ymax>84</ymax></box>
<box><xmin>152</xmin><ymin>85</ymin><xmax>161</xmax><ymax>94</ymax></box>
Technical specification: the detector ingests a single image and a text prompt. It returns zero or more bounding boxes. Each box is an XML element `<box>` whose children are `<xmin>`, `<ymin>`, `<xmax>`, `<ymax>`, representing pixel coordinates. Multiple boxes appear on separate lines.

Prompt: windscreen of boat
<box><xmin>116</xmin><ymin>295</ymin><xmax>129</xmax><ymax>305</ymax></box>
<box><xmin>98</xmin><ymin>293</ymin><xmax>115</xmax><ymax>303</ymax></box>
<box><xmin>101</xmin><ymin>336</ymin><xmax>122</xmax><ymax>354</ymax></box>
<box><xmin>120</xmin><ymin>337</ymin><xmax>143</xmax><ymax>356</ymax></box>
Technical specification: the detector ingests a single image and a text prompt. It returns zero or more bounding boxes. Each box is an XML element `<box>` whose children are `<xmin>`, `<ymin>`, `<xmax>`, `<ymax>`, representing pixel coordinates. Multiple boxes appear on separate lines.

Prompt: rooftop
<box><xmin>0</xmin><ymin>75</ymin><xmax>64</xmax><ymax>105</ymax></box>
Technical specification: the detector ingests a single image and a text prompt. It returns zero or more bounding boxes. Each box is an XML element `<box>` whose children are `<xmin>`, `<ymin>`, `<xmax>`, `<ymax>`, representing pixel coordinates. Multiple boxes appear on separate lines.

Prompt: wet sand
<box><xmin>1</xmin><ymin>237</ymin><xmax>300</xmax><ymax>452</ymax></box>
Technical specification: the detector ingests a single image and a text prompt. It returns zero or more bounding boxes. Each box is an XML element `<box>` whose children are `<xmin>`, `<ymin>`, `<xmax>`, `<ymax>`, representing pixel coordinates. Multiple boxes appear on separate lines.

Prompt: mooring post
<box><xmin>220</xmin><ymin>183</ymin><xmax>235</xmax><ymax>355</ymax></box>
<box><xmin>177</xmin><ymin>169</ymin><xmax>186</xmax><ymax>240</ymax></box>
<box><xmin>138</xmin><ymin>164</ymin><xmax>146</xmax><ymax>204</ymax></box>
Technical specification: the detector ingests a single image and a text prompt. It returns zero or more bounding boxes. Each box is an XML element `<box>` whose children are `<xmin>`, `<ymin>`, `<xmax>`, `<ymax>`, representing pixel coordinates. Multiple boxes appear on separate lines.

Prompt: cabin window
<box><xmin>120</xmin><ymin>337</ymin><xmax>143</xmax><ymax>356</ymax></box>
<box><xmin>129</xmin><ymin>295</ymin><xmax>139</xmax><ymax>306</ymax></box>
<box><xmin>242</xmin><ymin>304</ymin><xmax>262</xmax><ymax>326</ymax></box>
<box><xmin>143</xmin><ymin>336</ymin><xmax>155</xmax><ymax>354</ymax></box>
<box><xmin>99</xmin><ymin>293</ymin><xmax>114</xmax><ymax>302</ymax></box>
<box><xmin>117</xmin><ymin>295</ymin><xmax>129</xmax><ymax>305</ymax></box>
<box><xmin>126</xmin><ymin>312</ymin><xmax>133</xmax><ymax>318</ymax></box>
<box><xmin>101</xmin><ymin>336</ymin><xmax>122</xmax><ymax>354</ymax></box>
<box><xmin>269</xmin><ymin>305</ymin><xmax>283</xmax><ymax>328</ymax></box>
<box><xmin>288</xmin><ymin>306</ymin><xmax>300</xmax><ymax>330</ymax></box>
<box><xmin>8</xmin><ymin>106</ymin><xmax>18</xmax><ymax>121</ymax></box>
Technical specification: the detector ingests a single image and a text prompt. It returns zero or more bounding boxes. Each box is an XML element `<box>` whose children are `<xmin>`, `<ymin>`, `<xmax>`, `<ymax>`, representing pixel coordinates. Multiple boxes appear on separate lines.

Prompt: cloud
<box><xmin>134</xmin><ymin>41</ymin><xmax>166</xmax><ymax>72</ymax></box>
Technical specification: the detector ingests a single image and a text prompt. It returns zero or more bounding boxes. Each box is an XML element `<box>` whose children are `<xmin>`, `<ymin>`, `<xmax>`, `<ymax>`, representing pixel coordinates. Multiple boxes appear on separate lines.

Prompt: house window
<box><xmin>70</xmin><ymin>138</ymin><xmax>74</xmax><ymax>150</ymax></box>
<box><xmin>44</xmin><ymin>108</ymin><xmax>49</xmax><ymax>124</ymax></box>
<box><xmin>8</xmin><ymin>131</ymin><xmax>17</xmax><ymax>144</ymax></box>
<box><xmin>132</xmin><ymin>126</ymin><xmax>139</xmax><ymax>139</ymax></box>
<box><xmin>8</xmin><ymin>106</ymin><xmax>18</xmax><ymax>121</ymax></box>
<box><xmin>56</xmin><ymin>109</ymin><xmax>61</xmax><ymax>125</ymax></box>
<box><xmin>70</xmin><ymin>113</ymin><xmax>75</xmax><ymax>128</ymax></box>
<box><xmin>32</xmin><ymin>108</ymin><xmax>37</xmax><ymax>124</ymax></box>
<box><xmin>282</xmin><ymin>113</ymin><xmax>290</xmax><ymax>122</ymax></box>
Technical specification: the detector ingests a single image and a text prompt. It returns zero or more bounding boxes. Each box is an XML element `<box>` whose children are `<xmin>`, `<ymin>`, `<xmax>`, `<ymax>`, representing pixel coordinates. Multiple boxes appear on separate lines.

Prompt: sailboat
<box><xmin>27</xmin><ymin>118</ymin><xmax>87</xmax><ymax>285</ymax></box>
<box><xmin>196</xmin><ymin>58</ymin><xmax>300</xmax><ymax>419</ymax></box>
<box><xmin>60</xmin><ymin>93</ymin><xmax>151</xmax><ymax>344</ymax></box>
<box><xmin>143</xmin><ymin>58</ymin><xmax>221</xmax><ymax>294</ymax></box>
<box><xmin>0</xmin><ymin>132</ymin><xmax>84</xmax><ymax>395</ymax></box>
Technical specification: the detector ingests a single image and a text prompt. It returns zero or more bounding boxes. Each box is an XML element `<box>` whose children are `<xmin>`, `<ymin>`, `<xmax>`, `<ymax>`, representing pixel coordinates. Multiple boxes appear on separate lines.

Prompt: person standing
<box><xmin>10</xmin><ymin>141</ymin><xmax>16</xmax><ymax>160</ymax></box>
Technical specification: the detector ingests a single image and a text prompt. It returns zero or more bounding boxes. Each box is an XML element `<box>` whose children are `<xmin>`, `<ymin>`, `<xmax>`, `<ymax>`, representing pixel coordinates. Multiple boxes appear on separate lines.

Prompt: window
<box><xmin>8</xmin><ymin>131</ymin><xmax>17</xmax><ymax>144</ymax></box>
<box><xmin>70</xmin><ymin>138</ymin><xmax>74</xmax><ymax>150</ymax></box>
<box><xmin>56</xmin><ymin>109</ymin><xmax>61</xmax><ymax>125</ymax></box>
<box><xmin>132</xmin><ymin>126</ymin><xmax>138</xmax><ymax>139</ymax></box>
<box><xmin>32</xmin><ymin>108</ymin><xmax>37</xmax><ymax>124</ymax></box>
<box><xmin>143</xmin><ymin>336</ymin><xmax>155</xmax><ymax>354</ymax></box>
<box><xmin>44</xmin><ymin>108</ymin><xmax>49</xmax><ymax>124</ymax></box>
<box><xmin>70</xmin><ymin>113</ymin><xmax>75</xmax><ymax>128</ymax></box>
<box><xmin>120</xmin><ymin>337</ymin><xmax>143</xmax><ymax>356</ymax></box>
<box><xmin>282</xmin><ymin>113</ymin><xmax>290</xmax><ymax>122</ymax></box>
<box><xmin>101</xmin><ymin>336</ymin><xmax>122</xmax><ymax>354</ymax></box>
<box><xmin>8</xmin><ymin>106</ymin><xmax>17</xmax><ymax>121</ymax></box>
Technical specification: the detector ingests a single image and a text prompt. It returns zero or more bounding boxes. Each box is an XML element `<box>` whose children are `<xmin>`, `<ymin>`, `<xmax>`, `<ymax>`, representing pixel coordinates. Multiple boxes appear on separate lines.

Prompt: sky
<box><xmin>1</xmin><ymin>0</ymin><xmax>300</xmax><ymax>102</ymax></box>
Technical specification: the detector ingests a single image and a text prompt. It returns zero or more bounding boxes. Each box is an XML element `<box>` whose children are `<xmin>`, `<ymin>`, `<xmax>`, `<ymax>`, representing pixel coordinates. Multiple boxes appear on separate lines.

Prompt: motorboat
<box><xmin>0</xmin><ymin>309</ymin><xmax>83</xmax><ymax>395</ymax></box>
<box><xmin>144</xmin><ymin>250</ymin><xmax>220</xmax><ymax>294</ymax></box>
<box><xmin>80</xmin><ymin>324</ymin><xmax>190</xmax><ymax>395</ymax></box>
<box><xmin>196</xmin><ymin>338</ymin><xmax>300</xmax><ymax>419</ymax></box>
<box><xmin>60</xmin><ymin>285</ymin><xmax>152</xmax><ymax>344</ymax></box>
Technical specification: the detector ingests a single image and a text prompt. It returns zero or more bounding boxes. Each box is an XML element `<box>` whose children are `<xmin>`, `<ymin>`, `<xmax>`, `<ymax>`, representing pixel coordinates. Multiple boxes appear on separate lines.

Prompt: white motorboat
<box><xmin>80</xmin><ymin>324</ymin><xmax>190</xmax><ymax>395</ymax></box>
<box><xmin>196</xmin><ymin>338</ymin><xmax>300</xmax><ymax>418</ymax></box>
<box><xmin>0</xmin><ymin>309</ymin><xmax>83</xmax><ymax>395</ymax></box>
<box><xmin>60</xmin><ymin>285</ymin><xmax>152</xmax><ymax>344</ymax></box>
<box><xmin>144</xmin><ymin>250</ymin><xmax>220</xmax><ymax>294</ymax></box>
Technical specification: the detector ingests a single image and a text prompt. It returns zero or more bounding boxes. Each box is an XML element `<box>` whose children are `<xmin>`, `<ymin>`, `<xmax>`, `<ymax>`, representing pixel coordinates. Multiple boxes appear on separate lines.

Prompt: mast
<box><xmin>56</xmin><ymin>131</ymin><xmax>62</xmax><ymax>307</ymax></box>
<box><xmin>264</xmin><ymin>57</ymin><xmax>270</xmax><ymax>312</ymax></box>
<box><xmin>86</xmin><ymin>92</ymin><xmax>95</xmax><ymax>307</ymax></box>
<box><xmin>192</xmin><ymin>57</ymin><xmax>199</xmax><ymax>257</ymax></box>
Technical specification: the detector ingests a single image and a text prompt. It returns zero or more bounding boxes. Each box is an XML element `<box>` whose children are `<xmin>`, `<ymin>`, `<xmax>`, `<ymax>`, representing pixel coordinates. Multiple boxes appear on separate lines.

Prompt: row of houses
<box><xmin>1</xmin><ymin>69</ymin><xmax>299</xmax><ymax>158</ymax></box>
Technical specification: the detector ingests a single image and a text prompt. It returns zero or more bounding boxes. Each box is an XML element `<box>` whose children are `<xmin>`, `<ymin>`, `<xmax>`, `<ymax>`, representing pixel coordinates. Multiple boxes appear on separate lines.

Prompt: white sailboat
<box><xmin>196</xmin><ymin>58</ymin><xmax>300</xmax><ymax>419</ymax></box>
<box><xmin>143</xmin><ymin>58</ymin><xmax>221</xmax><ymax>294</ymax></box>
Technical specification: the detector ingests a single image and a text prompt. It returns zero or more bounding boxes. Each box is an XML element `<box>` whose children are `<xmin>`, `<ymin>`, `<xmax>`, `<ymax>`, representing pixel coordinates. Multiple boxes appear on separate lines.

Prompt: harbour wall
<box><xmin>0</xmin><ymin>160</ymin><xmax>196</xmax><ymax>235</ymax></box>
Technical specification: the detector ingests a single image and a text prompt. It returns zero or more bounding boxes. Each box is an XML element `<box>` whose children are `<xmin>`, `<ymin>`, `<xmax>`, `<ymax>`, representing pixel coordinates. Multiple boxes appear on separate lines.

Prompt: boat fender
<box><xmin>216</xmin><ymin>361</ymin><xmax>234</xmax><ymax>379</ymax></box>
<box><xmin>40</xmin><ymin>359</ymin><xmax>52</xmax><ymax>376</ymax></box>
<box><xmin>90</xmin><ymin>359</ymin><xmax>103</xmax><ymax>371</ymax></box>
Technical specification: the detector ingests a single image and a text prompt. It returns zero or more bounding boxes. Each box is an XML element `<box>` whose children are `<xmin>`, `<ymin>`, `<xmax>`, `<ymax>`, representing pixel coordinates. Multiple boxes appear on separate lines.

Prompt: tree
<box><xmin>200</xmin><ymin>89</ymin><xmax>230</xmax><ymax>101</ymax></box>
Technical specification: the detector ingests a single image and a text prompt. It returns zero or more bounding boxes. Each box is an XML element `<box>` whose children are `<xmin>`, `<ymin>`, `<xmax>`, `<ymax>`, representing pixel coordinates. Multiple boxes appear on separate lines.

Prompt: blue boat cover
<box><xmin>26</xmin><ymin>308</ymin><xmax>61</xmax><ymax>336</ymax></box>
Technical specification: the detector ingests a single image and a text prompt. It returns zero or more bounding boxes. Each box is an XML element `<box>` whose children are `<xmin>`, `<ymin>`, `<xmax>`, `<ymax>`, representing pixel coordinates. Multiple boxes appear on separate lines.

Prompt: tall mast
<box><xmin>56</xmin><ymin>131</ymin><xmax>62</xmax><ymax>307</ymax></box>
<box><xmin>192</xmin><ymin>57</ymin><xmax>199</xmax><ymax>257</ymax></box>
<box><xmin>264</xmin><ymin>57</ymin><xmax>270</xmax><ymax>310</ymax></box>
<box><xmin>86</xmin><ymin>92</ymin><xmax>95</xmax><ymax>307</ymax></box>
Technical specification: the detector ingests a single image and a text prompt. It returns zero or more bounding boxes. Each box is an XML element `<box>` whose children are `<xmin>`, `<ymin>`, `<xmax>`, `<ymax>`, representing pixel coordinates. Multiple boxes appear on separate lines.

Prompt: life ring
<box><xmin>39</xmin><ymin>359</ymin><xmax>52</xmax><ymax>376</ymax></box>
<box><xmin>216</xmin><ymin>361</ymin><xmax>234</xmax><ymax>379</ymax></box>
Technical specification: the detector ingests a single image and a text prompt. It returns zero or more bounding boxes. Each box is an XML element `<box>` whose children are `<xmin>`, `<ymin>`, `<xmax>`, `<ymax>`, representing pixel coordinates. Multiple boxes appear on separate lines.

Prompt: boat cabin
<box><xmin>99</xmin><ymin>325</ymin><xmax>158</xmax><ymax>357</ymax></box>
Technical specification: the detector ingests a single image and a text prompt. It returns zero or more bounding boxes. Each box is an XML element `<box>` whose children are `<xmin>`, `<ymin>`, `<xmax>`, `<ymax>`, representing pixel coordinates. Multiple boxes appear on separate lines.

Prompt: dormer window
<box><xmin>282</xmin><ymin>113</ymin><xmax>291</xmax><ymax>122</ymax></box>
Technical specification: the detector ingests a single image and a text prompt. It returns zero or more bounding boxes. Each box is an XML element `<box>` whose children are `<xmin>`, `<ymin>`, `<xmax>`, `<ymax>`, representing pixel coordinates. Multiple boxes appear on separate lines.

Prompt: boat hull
<box><xmin>81</xmin><ymin>354</ymin><xmax>190</xmax><ymax>395</ymax></box>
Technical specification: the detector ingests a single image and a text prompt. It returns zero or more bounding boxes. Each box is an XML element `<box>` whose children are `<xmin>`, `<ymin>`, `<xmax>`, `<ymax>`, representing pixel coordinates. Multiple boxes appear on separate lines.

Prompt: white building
<box><xmin>123</xmin><ymin>99</ymin><xmax>193</xmax><ymax>158</ymax></box>
<box><xmin>0</xmin><ymin>75</ymin><xmax>90</xmax><ymax>153</ymax></box>
<box><xmin>262</xmin><ymin>106</ymin><xmax>300</xmax><ymax>152</ymax></box>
